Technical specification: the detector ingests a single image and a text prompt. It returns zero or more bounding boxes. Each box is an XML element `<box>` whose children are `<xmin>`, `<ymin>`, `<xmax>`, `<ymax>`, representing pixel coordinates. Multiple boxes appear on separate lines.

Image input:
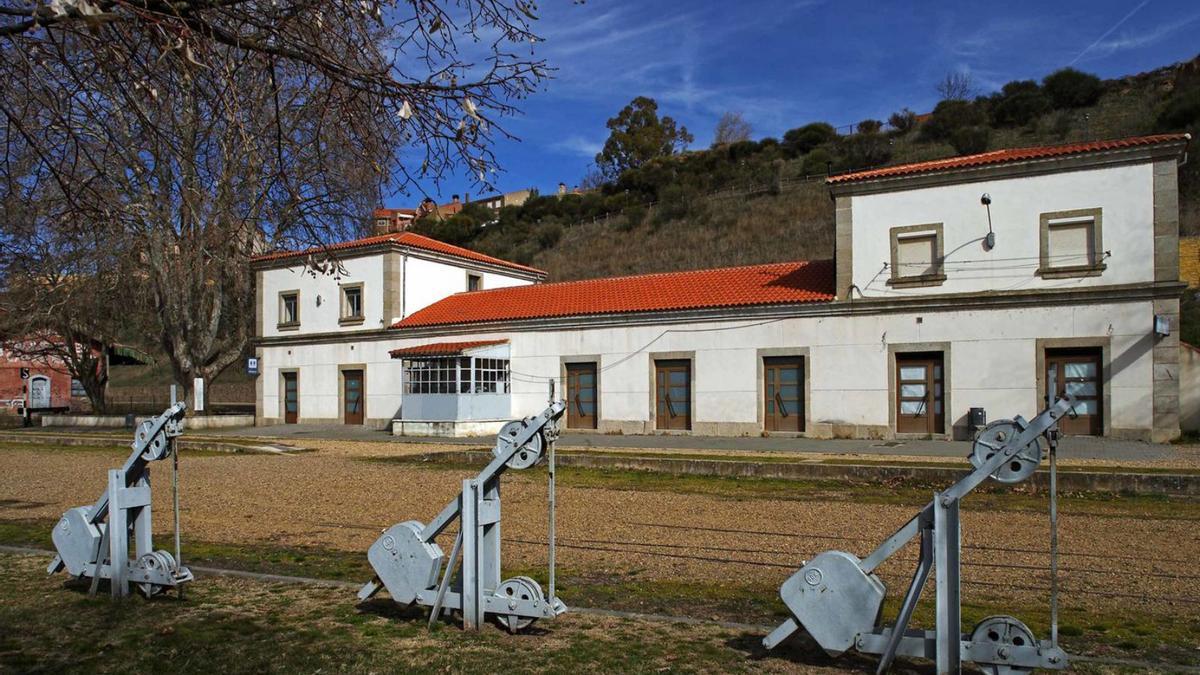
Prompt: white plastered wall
<box><xmin>850</xmin><ymin>163</ymin><xmax>1155</xmax><ymax>297</ymax></box>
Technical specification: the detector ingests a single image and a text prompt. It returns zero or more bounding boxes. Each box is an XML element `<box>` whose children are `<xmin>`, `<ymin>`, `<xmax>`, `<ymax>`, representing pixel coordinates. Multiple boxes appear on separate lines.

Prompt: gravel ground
<box><xmin>3</xmin><ymin>444</ymin><xmax>1197</xmax><ymax>622</ymax></box>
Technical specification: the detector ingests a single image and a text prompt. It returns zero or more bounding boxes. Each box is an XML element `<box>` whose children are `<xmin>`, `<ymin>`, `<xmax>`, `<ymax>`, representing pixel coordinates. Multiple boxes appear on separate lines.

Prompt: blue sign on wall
<box><xmin>246</xmin><ymin>357</ymin><xmax>260</xmax><ymax>376</ymax></box>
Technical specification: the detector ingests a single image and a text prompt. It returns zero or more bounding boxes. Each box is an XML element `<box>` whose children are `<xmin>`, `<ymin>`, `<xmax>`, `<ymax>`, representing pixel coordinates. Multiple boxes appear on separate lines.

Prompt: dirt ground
<box><xmin>2</xmin><ymin>439</ymin><xmax>1197</xmax><ymax>626</ymax></box>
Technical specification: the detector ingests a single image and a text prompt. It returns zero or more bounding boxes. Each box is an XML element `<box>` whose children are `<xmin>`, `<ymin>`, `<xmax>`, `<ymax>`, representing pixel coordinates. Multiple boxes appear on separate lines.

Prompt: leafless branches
<box><xmin>1</xmin><ymin>0</ymin><xmax>548</xmax><ymax>401</ymax></box>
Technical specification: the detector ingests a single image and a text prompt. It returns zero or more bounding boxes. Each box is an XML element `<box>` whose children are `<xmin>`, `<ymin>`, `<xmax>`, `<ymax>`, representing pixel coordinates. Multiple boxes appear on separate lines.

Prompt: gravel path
<box><xmin>3</xmin><ymin>443</ymin><xmax>1196</xmax><ymax>620</ymax></box>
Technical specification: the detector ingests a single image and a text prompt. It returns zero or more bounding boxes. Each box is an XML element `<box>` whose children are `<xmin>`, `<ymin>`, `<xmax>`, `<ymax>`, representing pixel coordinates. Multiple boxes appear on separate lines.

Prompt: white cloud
<box><xmin>549</xmin><ymin>135</ymin><xmax>603</xmax><ymax>158</ymax></box>
<box><xmin>1072</xmin><ymin>12</ymin><xmax>1200</xmax><ymax>63</ymax></box>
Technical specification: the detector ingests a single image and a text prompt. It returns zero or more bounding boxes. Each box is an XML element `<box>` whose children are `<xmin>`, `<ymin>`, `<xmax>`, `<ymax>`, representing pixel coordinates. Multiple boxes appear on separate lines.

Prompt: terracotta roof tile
<box><xmin>252</xmin><ymin>231</ymin><xmax>544</xmax><ymax>276</ymax></box>
<box><xmin>393</xmin><ymin>260</ymin><xmax>835</xmax><ymax>329</ymax></box>
<box><xmin>827</xmin><ymin>133</ymin><xmax>1190</xmax><ymax>185</ymax></box>
<box><xmin>389</xmin><ymin>339</ymin><xmax>508</xmax><ymax>358</ymax></box>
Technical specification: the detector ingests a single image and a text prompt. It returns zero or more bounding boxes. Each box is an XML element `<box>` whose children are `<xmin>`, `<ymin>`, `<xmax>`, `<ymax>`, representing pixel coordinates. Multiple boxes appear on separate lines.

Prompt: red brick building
<box><xmin>0</xmin><ymin>346</ymin><xmax>75</xmax><ymax>414</ymax></box>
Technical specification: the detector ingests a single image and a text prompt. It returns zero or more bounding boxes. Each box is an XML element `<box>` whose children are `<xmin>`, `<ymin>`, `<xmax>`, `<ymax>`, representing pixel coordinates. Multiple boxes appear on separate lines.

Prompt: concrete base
<box><xmin>41</xmin><ymin>414</ymin><xmax>255</xmax><ymax>430</ymax></box>
<box><xmin>392</xmin><ymin>419</ymin><xmax>507</xmax><ymax>438</ymax></box>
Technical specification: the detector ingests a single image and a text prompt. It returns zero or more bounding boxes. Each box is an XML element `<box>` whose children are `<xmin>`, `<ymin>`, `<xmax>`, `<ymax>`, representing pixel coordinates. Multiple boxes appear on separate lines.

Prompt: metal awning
<box><xmin>389</xmin><ymin>340</ymin><xmax>508</xmax><ymax>359</ymax></box>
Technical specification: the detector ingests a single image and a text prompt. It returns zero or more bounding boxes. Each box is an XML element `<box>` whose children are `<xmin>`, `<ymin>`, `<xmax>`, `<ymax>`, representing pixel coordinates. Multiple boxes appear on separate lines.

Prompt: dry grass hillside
<box><xmin>533</xmin><ymin>182</ymin><xmax>834</xmax><ymax>281</ymax></box>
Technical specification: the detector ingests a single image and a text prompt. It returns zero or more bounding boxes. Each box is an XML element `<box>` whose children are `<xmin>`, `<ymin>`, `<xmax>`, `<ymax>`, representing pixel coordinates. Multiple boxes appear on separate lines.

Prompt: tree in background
<box><xmin>1043</xmin><ymin>68</ymin><xmax>1105</xmax><ymax>109</ymax></box>
<box><xmin>936</xmin><ymin>71</ymin><xmax>977</xmax><ymax>101</ymax></box>
<box><xmin>596</xmin><ymin>97</ymin><xmax>693</xmax><ymax>179</ymax></box>
<box><xmin>921</xmin><ymin>99</ymin><xmax>987</xmax><ymax>142</ymax></box>
<box><xmin>712</xmin><ymin>111</ymin><xmax>753</xmax><ymax>147</ymax></box>
<box><xmin>0</xmin><ymin>0</ymin><xmax>547</xmax><ymax>408</ymax></box>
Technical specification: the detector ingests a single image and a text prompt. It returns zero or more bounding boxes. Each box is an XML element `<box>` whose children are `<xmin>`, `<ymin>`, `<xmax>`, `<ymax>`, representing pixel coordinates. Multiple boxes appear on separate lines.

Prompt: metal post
<box><xmin>173</xmin><ymin>436</ymin><xmax>183</xmax><ymax>599</ymax></box>
<box><xmin>461</xmin><ymin>479</ymin><xmax>479</xmax><ymax>630</ymax></box>
<box><xmin>547</xmin><ymin>379</ymin><xmax>557</xmax><ymax>602</ymax></box>
<box><xmin>933</xmin><ymin>493</ymin><xmax>961</xmax><ymax>675</ymax></box>
<box><xmin>1049</xmin><ymin>429</ymin><xmax>1059</xmax><ymax>647</ymax></box>
<box><xmin>108</xmin><ymin>469</ymin><xmax>128</xmax><ymax>598</ymax></box>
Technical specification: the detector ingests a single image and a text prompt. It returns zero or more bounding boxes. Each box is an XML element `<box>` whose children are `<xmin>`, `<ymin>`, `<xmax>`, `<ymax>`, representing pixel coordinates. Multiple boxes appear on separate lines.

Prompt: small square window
<box><xmin>467</xmin><ymin>273</ymin><xmax>483</xmax><ymax>292</ymax></box>
<box><xmin>279</xmin><ymin>292</ymin><xmax>300</xmax><ymax>327</ymax></box>
<box><xmin>888</xmin><ymin>223</ymin><xmax>945</xmax><ymax>287</ymax></box>
<box><xmin>1039</xmin><ymin>208</ymin><xmax>1104</xmax><ymax>278</ymax></box>
<box><xmin>340</xmin><ymin>284</ymin><xmax>364</xmax><ymax>324</ymax></box>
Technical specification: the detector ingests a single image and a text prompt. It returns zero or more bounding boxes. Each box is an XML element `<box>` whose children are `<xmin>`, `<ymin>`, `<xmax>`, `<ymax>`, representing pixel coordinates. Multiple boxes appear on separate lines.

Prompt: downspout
<box><xmin>400</xmin><ymin>253</ymin><xmax>407</xmax><ymax>319</ymax></box>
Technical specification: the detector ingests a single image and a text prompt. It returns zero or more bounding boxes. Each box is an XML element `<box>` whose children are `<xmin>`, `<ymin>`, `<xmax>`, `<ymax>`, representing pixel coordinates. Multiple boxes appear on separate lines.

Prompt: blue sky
<box><xmin>389</xmin><ymin>0</ymin><xmax>1200</xmax><ymax>207</ymax></box>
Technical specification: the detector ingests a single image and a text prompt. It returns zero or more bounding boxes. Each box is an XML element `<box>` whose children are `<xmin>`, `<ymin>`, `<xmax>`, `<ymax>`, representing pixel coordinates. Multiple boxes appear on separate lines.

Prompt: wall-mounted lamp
<box><xmin>981</xmin><ymin>193</ymin><xmax>995</xmax><ymax>250</ymax></box>
<box><xmin>1154</xmin><ymin>314</ymin><xmax>1171</xmax><ymax>337</ymax></box>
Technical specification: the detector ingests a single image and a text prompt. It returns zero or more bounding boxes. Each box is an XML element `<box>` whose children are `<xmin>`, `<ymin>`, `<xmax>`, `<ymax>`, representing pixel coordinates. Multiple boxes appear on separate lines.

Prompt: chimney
<box><xmin>451</xmin><ymin>194</ymin><xmax>460</xmax><ymax>204</ymax></box>
<box><xmin>557</xmin><ymin>182</ymin><xmax>567</xmax><ymax>196</ymax></box>
<box><xmin>464</xmin><ymin>192</ymin><xmax>470</xmax><ymax>204</ymax></box>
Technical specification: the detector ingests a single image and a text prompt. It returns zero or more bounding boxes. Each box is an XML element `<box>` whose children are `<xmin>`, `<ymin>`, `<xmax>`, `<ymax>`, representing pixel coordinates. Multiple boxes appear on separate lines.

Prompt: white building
<box><xmin>255</xmin><ymin>133</ymin><xmax>1191</xmax><ymax>442</ymax></box>
<box><xmin>252</xmin><ymin>231</ymin><xmax>545</xmax><ymax>428</ymax></box>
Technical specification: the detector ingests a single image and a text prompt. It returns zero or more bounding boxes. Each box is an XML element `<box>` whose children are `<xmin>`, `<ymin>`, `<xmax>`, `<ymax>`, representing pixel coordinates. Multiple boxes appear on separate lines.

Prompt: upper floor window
<box><xmin>888</xmin><ymin>223</ymin><xmax>945</xmax><ymax>288</ymax></box>
<box><xmin>278</xmin><ymin>291</ymin><xmax>300</xmax><ymax>329</ymax></box>
<box><xmin>467</xmin><ymin>273</ymin><xmax>483</xmax><ymax>292</ymax></box>
<box><xmin>1039</xmin><ymin>208</ymin><xmax>1105</xmax><ymax>278</ymax></box>
<box><xmin>340</xmin><ymin>283</ymin><xmax>364</xmax><ymax>324</ymax></box>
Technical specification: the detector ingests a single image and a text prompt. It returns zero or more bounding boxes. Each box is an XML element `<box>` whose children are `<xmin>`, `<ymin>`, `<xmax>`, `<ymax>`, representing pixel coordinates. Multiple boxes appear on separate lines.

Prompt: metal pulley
<box><xmin>494</xmin><ymin>419</ymin><xmax>544</xmax><ymax>470</ymax></box>
<box><xmin>494</xmin><ymin>576</ymin><xmax>546</xmax><ymax>633</ymax></box>
<box><xmin>970</xmin><ymin>419</ymin><xmax>1044</xmax><ymax>483</ymax></box>
<box><xmin>970</xmin><ymin>615</ymin><xmax>1038</xmax><ymax>675</ymax></box>
<box><xmin>137</xmin><ymin>419</ymin><xmax>171</xmax><ymax>461</ymax></box>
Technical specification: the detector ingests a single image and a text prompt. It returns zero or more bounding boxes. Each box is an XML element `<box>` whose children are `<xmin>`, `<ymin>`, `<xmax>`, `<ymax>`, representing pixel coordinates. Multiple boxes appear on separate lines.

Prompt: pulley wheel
<box><xmin>494</xmin><ymin>420</ymin><xmax>544</xmax><ymax>470</ymax></box>
<box><xmin>134</xmin><ymin>550</ymin><xmax>177</xmax><ymax>597</ymax></box>
<box><xmin>137</xmin><ymin>420</ymin><xmax>169</xmax><ymax>461</ymax></box>
<box><xmin>970</xmin><ymin>420</ymin><xmax>1043</xmax><ymax>484</ymax></box>
<box><xmin>493</xmin><ymin>576</ymin><xmax>545</xmax><ymax>633</ymax></box>
<box><xmin>970</xmin><ymin>615</ymin><xmax>1037</xmax><ymax>675</ymax></box>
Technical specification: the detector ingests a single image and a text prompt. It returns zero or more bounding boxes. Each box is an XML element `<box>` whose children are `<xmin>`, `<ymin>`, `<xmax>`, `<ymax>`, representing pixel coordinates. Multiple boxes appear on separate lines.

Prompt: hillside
<box><xmin>413</xmin><ymin>54</ymin><xmax>1200</xmax><ymax>282</ymax></box>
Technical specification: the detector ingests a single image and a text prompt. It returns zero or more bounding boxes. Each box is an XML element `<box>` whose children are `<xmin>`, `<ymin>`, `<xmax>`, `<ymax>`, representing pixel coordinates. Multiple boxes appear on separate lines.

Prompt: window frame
<box><xmin>339</xmin><ymin>282</ymin><xmax>365</xmax><ymax>325</ymax></box>
<box><xmin>466</xmin><ymin>271</ymin><xmax>483</xmax><ymax>292</ymax></box>
<box><xmin>403</xmin><ymin>356</ymin><xmax>510</xmax><ymax>395</ymax></box>
<box><xmin>1038</xmin><ymin>207</ymin><xmax>1105</xmax><ymax>279</ymax></box>
<box><xmin>887</xmin><ymin>223</ymin><xmax>946</xmax><ymax>288</ymax></box>
<box><xmin>277</xmin><ymin>290</ymin><xmax>300</xmax><ymax>330</ymax></box>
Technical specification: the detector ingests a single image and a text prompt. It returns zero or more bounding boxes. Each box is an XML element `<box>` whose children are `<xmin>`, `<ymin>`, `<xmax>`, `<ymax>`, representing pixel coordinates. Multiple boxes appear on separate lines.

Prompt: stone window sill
<box><xmin>1036</xmin><ymin>263</ymin><xmax>1106</xmax><ymax>279</ymax></box>
<box><xmin>338</xmin><ymin>316</ymin><xmax>365</xmax><ymax>326</ymax></box>
<box><xmin>276</xmin><ymin>322</ymin><xmax>300</xmax><ymax>331</ymax></box>
<box><xmin>887</xmin><ymin>273</ymin><xmax>947</xmax><ymax>288</ymax></box>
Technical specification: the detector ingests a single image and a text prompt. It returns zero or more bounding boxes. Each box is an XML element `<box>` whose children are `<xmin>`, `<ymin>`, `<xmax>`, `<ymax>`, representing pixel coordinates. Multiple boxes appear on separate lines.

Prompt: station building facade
<box><xmin>255</xmin><ymin>133</ymin><xmax>1191</xmax><ymax>442</ymax></box>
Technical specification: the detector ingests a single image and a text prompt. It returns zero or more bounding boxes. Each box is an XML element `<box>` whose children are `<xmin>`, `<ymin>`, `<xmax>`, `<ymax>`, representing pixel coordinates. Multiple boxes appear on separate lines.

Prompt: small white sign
<box><xmin>193</xmin><ymin>377</ymin><xmax>205</xmax><ymax>412</ymax></box>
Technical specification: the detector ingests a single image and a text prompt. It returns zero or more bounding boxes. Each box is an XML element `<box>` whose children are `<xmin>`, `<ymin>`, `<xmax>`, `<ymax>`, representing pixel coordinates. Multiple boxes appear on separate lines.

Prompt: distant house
<box><xmin>0</xmin><ymin>339</ymin><xmax>83</xmax><ymax>415</ymax></box>
<box><xmin>372</xmin><ymin>208</ymin><xmax>417</xmax><ymax>234</ymax></box>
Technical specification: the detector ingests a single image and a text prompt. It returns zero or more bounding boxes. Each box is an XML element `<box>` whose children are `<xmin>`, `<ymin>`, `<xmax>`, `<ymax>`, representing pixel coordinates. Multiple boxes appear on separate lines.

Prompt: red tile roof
<box><xmin>251</xmin><ymin>231</ymin><xmax>544</xmax><ymax>276</ymax></box>
<box><xmin>827</xmin><ymin>133</ymin><xmax>1191</xmax><ymax>185</ymax></box>
<box><xmin>393</xmin><ymin>260</ymin><xmax>835</xmax><ymax>329</ymax></box>
<box><xmin>389</xmin><ymin>339</ymin><xmax>508</xmax><ymax>358</ymax></box>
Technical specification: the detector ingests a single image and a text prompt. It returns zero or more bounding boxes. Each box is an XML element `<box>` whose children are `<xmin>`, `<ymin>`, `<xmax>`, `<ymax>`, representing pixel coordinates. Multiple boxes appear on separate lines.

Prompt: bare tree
<box><xmin>712</xmin><ymin>111</ymin><xmax>752</xmax><ymax>147</ymax></box>
<box><xmin>1</xmin><ymin>0</ymin><xmax>549</xmax><ymax>408</ymax></box>
<box><xmin>936</xmin><ymin>71</ymin><xmax>977</xmax><ymax>101</ymax></box>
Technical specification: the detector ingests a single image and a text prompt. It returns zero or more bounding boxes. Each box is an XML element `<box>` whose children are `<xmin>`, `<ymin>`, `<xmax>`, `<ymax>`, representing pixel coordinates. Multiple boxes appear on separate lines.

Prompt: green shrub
<box><xmin>841</xmin><ymin>134</ymin><xmax>892</xmax><ymax>169</ymax></box>
<box><xmin>1158</xmin><ymin>88</ymin><xmax>1200</xmax><ymax>130</ymax></box>
<box><xmin>782</xmin><ymin>122</ymin><xmax>836</xmax><ymax>157</ymax></box>
<box><xmin>950</xmin><ymin>125</ymin><xmax>991</xmax><ymax>155</ymax></box>
<box><xmin>534</xmin><ymin>220</ymin><xmax>563</xmax><ymax>249</ymax></box>
<box><xmin>921</xmin><ymin>99</ymin><xmax>987</xmax><ymax>141</ymax></box>
<box><xmin>802</xmin><ymin>148</ymin><xmax>833</xmax><ymax>176</ymax></box>
<box><xmin>1050</xmin><ymin>110</ymin><xmax>1073</xmax><ymax>139</ymax></box>
<box><xmin>1043</xmin><ymin>68</ymin><xmax>1104</xmax><ymax>109</ymax></box>
<box><xmin>990</xmin><ymin>80</ymin><xmax>1051</xmax><ymax>127</ymax></box>
<box><xmin>888</xmin><ymin>108</ymin><xmax>917</xmax><ymax>133</ymax></box>
<box><xmin>618</xmin><ymin>204</ymin><xmax>647</xmax><ymax>232</ymax></box>
<box><xmin>856</xmin><ymin>119</ymin><xmax>883</xmax><ymax>135</ymax></box>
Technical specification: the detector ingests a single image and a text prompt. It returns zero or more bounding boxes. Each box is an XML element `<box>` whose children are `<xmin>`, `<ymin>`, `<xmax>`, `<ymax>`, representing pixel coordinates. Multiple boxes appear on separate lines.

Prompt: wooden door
<box><xmin>566</xmin><ymin>363</ymin><xmax>598</xmax><ymax>429</ymax></box>
<box><xmin>283</xmin><ymin>372</ymin><xmax>298</xmax><ymax>424</ymax></box>
<box><xmin>28</xmin><ymin>376</ymin><xmax>51</xmax><ymax>409</ymax></box>
<box><xmin>1045</xmin><ymin>349</ymin><xmax>1102</xmax><ymax>435</ymax></box>
<box><xmin>343</xmin><ymin>369</ymin><xmax>364</xmax><ymax>425</ymax></box>
<box><xmin>896</xmin><ymin>353</ymin><xmax>944</xmax><ymax>435</ymax></box>
<box><xmin>654</xmin><ymin>360</ymin><xmax>691</xmax><ymax>431</ymax></box>
<box><xmin>764</xmin><ymin>357</ymin><xmax>804</xmax><ymax>432</ymax></box>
